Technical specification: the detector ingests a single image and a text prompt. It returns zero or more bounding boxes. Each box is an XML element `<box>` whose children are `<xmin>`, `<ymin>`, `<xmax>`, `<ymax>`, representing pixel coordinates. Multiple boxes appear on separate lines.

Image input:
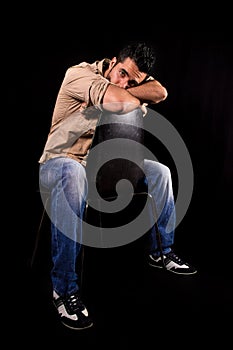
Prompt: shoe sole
<box><xmin>148</xmin><ymin>262</ymin><xmax>197</xmax><ymax>275</ymax></box>
<box><xmin>61</xmin><ymin>321</ymin><xmax>94</xmax><ymax>330</ymax></box>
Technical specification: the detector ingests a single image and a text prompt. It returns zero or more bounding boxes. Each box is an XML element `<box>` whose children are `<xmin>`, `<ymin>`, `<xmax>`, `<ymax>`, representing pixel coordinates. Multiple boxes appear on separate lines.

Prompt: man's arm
<box><xmin>102</xmin><ymin>84</ymin><xmax>141</xmax><ymax>114</ymax></box>
<box><xmin>127</xmin><ymin>79</ymin><xmax>168</xmax><ymax>104</ymax></box>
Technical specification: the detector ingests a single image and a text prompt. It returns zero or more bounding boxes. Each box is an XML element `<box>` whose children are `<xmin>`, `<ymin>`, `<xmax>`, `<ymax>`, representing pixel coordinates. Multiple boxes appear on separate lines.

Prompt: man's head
<box><xmin>104</xmin><ymin>41</ymin><xmax>156</xmax><ymax>89</ymax></box>
<box><xmin>117</xmin><ymin>41</ymin><xmax>156</xmax><ymax>76</ymax></box>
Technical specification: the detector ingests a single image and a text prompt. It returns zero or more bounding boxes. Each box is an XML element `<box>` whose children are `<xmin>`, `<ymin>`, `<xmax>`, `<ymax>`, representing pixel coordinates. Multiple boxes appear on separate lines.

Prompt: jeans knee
<box><xmin>159</xmin><ymin>163</ymin><xmax>171</xmax><ymax>180</ymax></box>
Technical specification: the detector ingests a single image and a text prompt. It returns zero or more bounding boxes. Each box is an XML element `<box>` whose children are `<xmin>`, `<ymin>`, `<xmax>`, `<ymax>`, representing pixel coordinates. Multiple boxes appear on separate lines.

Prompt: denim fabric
<box><xmin>144</xmin><ymin>159</ymin><xmax>175</xmax><ymax>255</ymax></box>
<box><xmin>39</xmin><ymin>157</ymin><xmax>175</xmax><ymax>296</ymax></box>
<box><xmin>39</xmin><ymin>158</ymin><xmax>88</xmax><ymax>296</ymax></box>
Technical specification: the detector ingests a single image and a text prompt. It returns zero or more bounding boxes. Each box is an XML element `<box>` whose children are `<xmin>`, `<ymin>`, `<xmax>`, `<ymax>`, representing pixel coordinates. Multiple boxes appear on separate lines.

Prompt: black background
<box><xmin>8</xmin><ymin>9</ymin><xmax>233</xmax><ymax>347</ymax></box>
<box><xmin>24</xmin><ymin>30</ymin><xmax>232</xmax><ymax>262</ymax></box>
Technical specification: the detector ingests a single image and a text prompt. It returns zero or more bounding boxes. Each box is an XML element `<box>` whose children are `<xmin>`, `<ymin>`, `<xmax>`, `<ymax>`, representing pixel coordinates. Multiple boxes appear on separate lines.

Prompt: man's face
<box><xmin>106</xmin><ymin>57</ymin><xmax>147</xmax><ymax>89</ymax></box>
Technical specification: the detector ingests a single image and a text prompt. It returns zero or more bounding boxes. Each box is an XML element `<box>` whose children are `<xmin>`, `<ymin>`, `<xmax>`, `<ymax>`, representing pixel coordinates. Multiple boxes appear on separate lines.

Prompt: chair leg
<box><xmin>83</xmin><ymin>193</ymin><xmax>166</xmax><ymax>282</ymax></box>
<box><xmin>79</xmin><ymin>246</ymin><xmax>85</xmax><ymax>293</ymax></box>
<box><xmin>79</xmin><ymin>202</ymin><xmax>91</xmax><ymax>292</ymax></box>
<box><xmin>30</xmin><ymin>196</ymin><xmax>49</xmax><ymax>268</ymax></box>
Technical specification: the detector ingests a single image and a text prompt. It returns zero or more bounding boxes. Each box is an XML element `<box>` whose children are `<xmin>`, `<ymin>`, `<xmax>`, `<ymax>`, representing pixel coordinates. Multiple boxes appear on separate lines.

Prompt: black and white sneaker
<box><xmin>148</xmin><ymin>250</ymin><xmax>197</xmax><ymax>275</ymax></box>
<box><xmin>53</xmin><ymin>291</ymin><xmax>93</xmax><ymax>330</ymax></box>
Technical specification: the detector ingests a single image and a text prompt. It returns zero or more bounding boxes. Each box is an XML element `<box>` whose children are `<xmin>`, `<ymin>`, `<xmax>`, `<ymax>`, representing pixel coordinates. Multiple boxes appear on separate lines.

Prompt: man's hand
<box><xmin>127</xmin><ymin>79</ymin><xmax>168</xmax><ymax>104</ymax></box>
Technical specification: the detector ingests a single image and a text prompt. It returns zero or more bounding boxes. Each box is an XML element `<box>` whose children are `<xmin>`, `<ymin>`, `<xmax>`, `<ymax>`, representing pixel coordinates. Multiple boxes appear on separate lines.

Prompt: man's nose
<box><xmin>121</xmin><ymin>80</ymin><xmax>129</xmax><ymax>89</ymax></box>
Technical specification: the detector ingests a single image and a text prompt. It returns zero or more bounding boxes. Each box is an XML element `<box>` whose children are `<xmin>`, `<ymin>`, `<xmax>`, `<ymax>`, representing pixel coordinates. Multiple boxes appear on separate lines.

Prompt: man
<box><xmin>38</xmin><ymin>41</ymin><xmax>197</xmax><ymax>330</ymax></box>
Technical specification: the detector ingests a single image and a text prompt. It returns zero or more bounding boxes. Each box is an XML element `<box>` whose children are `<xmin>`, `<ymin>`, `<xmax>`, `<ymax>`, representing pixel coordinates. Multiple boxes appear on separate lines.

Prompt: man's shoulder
<box><xmin>68</xmin><ymin>61</ymin><xmax>94</xmax><ymax>72</ymax></box>
<box><xmin>63</xmin><ymin>62</ymin><xmax>99</xmax><ymax>82</ymax></box>
<box><xmin>69</xmin><ymin>59</ymin><xmax>107</xmax><ymax>71</ymax></box>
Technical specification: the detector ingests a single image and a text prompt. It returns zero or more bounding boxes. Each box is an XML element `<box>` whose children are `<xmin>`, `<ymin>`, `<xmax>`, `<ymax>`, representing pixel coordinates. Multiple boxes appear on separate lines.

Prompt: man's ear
<box><xmin>109</xmin><ymin>57</ymin><xmax>117</xmax><ymax>69</ymax></box>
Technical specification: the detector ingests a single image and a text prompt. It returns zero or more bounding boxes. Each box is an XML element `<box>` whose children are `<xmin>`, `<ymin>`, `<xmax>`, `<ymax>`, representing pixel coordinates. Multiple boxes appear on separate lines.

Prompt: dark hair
<box><xmin>117</xmin><ymin>41</ymin><xmax>156</xmax><ymax>76</ymax></box>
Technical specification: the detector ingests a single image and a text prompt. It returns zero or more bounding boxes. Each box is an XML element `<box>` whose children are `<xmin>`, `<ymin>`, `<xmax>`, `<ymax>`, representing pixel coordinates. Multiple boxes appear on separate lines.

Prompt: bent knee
<box><xmin>157</xmin><ymin>163</ymin><xmax>171</xmax><ymax>179</ymax></box>
<box><xmin>144</xmin><ymin>159</ymin><xmax>171</xmax><ymax>180</ymax></box>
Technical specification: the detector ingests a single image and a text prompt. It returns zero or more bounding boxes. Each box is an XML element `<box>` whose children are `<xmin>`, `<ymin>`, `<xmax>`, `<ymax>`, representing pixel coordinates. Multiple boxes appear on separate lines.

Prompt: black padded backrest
<box><xmin>86</xmin><ymin>107</ymin><xmax>146</xmax><ymax>199</ymax></box>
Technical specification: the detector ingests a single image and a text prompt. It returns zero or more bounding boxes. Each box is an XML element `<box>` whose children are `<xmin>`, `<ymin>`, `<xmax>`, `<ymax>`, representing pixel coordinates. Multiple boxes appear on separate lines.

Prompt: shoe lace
<box><xmin>65</xmin><ymin>292</ymin><xmax>85</xmax><ymax>313</ymax></box>
<box><xmin>167</xmin><ymin>251</ymin><xmax>185</xmax><ymax>265</ymax></box>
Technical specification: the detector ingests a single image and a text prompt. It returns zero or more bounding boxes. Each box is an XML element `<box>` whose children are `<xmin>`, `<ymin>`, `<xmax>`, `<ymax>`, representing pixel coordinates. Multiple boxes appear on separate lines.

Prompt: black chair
<box><xmin>84</xmin><ymin>107</ymin><xmax>164</xmax><ymax>258</ymax></box>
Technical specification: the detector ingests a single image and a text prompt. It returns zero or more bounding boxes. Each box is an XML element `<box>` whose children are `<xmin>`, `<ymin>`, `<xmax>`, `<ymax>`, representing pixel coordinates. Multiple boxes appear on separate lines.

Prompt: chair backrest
<box><xmin>86</xmin><ymin>107</ymin><xmax>146</xmax><ymax>199</ymax></box>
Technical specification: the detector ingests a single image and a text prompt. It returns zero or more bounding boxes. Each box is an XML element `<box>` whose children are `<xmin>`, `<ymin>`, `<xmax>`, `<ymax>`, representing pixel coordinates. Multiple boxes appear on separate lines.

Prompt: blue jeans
<box><xmin>39</xmin><ymin>157</ymin><xmax>175</xmax><ymax>296</ymax></box>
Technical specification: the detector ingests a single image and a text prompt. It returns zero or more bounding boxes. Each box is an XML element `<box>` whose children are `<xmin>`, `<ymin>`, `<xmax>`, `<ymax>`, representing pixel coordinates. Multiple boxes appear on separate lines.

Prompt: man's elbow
<box><xmin>154</xmin><ymin>87</ymin><xmax>168</xmax><ymax>103</ymax></box>
<box><xmin>161</xmin><ymin>87</ymin><xmax>168</xmax><ymax>101</ymax></box>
